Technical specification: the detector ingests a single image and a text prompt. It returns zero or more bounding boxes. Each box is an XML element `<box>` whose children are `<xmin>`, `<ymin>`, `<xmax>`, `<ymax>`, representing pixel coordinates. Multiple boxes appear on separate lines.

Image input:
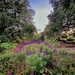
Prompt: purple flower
<box><xmin>53</xmin><ymin>49</ymin><xmax>57</xmax><ymax>54</ymax></box>
<box><xmin>25</xmin><ymin>50</ymin><xmax>32</xmax><ymax>56</ymax></box>
<box><xmin>39</xmin><ymin>49</ymin><xmax>42</xmax><ymax>53</ymax></box>
<box><xmin>38</xmin><ymin>53</ymin><xmax>40</xmax><ymax>58</ymax></box>
<box><xmin>25</xmin><ymin>50</ymin><xmax>29</xmax><ymax>55</ymax></box>
<box><xmin>43</xmin><ymin>50</ymin><xmax>47</xmax><ymax>56</ymax></box>
<box><xmin>43</xmin><ymin>41</ymin><xmax>50</xmax><ymax>47</ymax></box>
<box><xmin>19</xmin><ymin>47</ymin><xmax>24</xmax><ymax>51</ymax></box>
<box><xmin>23</xmin><ymin>40</ymin><xmax>41</xmax><ymax>46</ymax></box>
<box><xmin>30</xmin><ymin>72</ymin><xmax>34</xmax><ymax>75</ymax></box>
<box><xmin>48</xmin><ymin>45</ymin><xmax>50</xmax><ymax>48</ymax></box>
<box><xmin>14</xmin><ymin>49</ymin><xmax>19</xmax><ymax>53</ymax></box>
<box><xmin>35</xmin><ymin>41</ymin><xmax>41</xmax><ymax>44</ymax></box>
<box><xmin>29</xmin><ymin>51</ymin><xmax>32</xmax><ymax>55</ymax></box>
<box><xmin>7</xmin><ymin>70</ymin><xmax>12</xmax><ymax>75</ymax></box>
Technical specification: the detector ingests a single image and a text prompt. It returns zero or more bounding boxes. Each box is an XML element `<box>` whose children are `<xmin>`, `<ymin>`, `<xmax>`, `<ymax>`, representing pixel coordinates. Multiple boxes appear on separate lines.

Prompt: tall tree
<box><xmin>44</xmin><ymin>0</ymin><xmax>75</xmax><ymax>37</ymax></box>
<box><xmin>0</xmin><ymin>0</ymin><xmax>36</xmax><ymax>42</ymax></box>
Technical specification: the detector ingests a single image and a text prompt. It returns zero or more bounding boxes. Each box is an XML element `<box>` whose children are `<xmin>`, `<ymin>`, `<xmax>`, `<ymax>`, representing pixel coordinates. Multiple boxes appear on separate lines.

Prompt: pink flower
<box><xmin>7</xmin><ymin>70</ymin><xmax>12</xmax><ymax>75</ymax></box>
<box><xmin>30</xmin><ymin>72</ymin><xmax>34</xmax><ymax>75</ymax></box>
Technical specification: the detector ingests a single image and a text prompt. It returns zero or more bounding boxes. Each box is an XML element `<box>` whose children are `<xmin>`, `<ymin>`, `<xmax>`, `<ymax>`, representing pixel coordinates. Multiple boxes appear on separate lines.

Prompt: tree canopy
<box><xmin>0</xmin><ymin>0</ymin><xmax>36</xmax><ymax>42</ymax></box>
<box><xmin>44</xmin><ymin>0</ymin><xmax>75</xmax><ymax>37</ymax></box>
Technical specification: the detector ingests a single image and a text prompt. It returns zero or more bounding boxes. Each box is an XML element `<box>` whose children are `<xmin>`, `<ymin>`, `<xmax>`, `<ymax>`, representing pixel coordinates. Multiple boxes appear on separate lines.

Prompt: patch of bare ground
<box><xmin>55</xmin><ymin>41</ymin><xmax>75</xmax><ymax>52</ymax></box>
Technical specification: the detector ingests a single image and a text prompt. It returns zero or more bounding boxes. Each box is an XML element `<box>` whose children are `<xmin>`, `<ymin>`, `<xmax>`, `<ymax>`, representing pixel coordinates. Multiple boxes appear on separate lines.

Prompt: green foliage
<box><xmin>15</xmin><ymin>52</ymin><xmax>26</xmax><ymax>62</ymax></box>
<box><xmin>0</xmin><ymin>40</ymin><xmax>75</xmax><ymax>75</ymax></box>
<box><xmin>0</xmin><ymin>52</ymin><xmax>13</xmax><ymax>62</ymax></box>
<box><xmin>44</xmin><ymin>7</ymin><xmax>65</xmax><ymax>37</ymax></box>
<box><xmin>0</xmin><ymin>0</ymin><xmax>36</xmax><ymax>42</ymax></box>
<box><xmin>0</xmin><ymin>43</ymin><xmax>16</xmax><ymax>53</ymax></box>
<box><xmin>0</xmin><ymin>73</ymin><xmax>5</xmax><ymax>75</ymax></box>
<box><xmin>58</xmin><ymin>50</ymin><xmax>68</xmax><ymax>56</ymax></box>
<box><xmin>26</xmin><ymin>53</ymin><xmax>49</xmax><ymax>73</ymax></box>
<box><xmin>0</xmin><ymin>35</ymin><xmax>9</xmax><ymax>43</ymax></box>
<box><xmin>45</xmin><ymin>38</ymin><xmax>59</xmax><ymax>46</ymax></box>
<box><xmin>22</xmin><ymin>24</ymin><xmax>36</xmax><ymax>39</ymax></box>
<box><xmin>33</xmin><ymin>34</ymin><xmax>41</xmax><ymax>41</ymax></box>
<box><xmin>45</xmin><ymin>0</ymin><xmax>75</xmax><ymax>38</ymax></box>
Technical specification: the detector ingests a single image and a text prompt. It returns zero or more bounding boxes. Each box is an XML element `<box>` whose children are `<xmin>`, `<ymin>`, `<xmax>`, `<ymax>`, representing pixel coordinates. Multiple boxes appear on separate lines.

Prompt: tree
<box><xmin>44</xmin><ymin>0</ymin><xmax>75</xmax><ymax>38</ymax></box>
<box><xmin>0</xmin><ymin>0</ymin><xmax>36</xmax><ymax>42</ymax></box>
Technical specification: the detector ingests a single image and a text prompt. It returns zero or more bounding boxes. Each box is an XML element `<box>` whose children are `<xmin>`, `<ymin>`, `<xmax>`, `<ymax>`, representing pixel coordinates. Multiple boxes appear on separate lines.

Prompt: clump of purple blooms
<box><xmin>30</xmin><ymin>72</ymin><xmax>34</xmax><ymax>75</ymax></box>
<box><xmin>5</xmin><ymin>40</ymin><xmax>58</xmax><ymax>75</ymax></box>
<box><xmin>14</xmin><ymin>40</ymin><xmax>56</xmax><ymax>54</ymax></box>
<box><xmin>14</xmin><ymin>40</ymin><xmax>41</xmax><ymax>53</ymax></box>
<box><xmin>52</xmin><ymin>49</ymin><xmax>57</xmax><ymax>54</ymax></box>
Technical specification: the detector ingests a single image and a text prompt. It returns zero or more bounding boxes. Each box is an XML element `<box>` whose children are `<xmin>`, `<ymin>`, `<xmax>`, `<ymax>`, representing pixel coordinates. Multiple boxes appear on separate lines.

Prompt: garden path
<box><xmin>55</xmin><ymin>42</ymin><xmax>75</xmax><ymax>52</ymax></box>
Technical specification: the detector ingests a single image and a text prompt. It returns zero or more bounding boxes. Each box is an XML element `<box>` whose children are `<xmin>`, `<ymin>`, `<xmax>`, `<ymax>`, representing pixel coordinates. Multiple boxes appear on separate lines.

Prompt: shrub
<box><xmin>33</xmin><ymin>34</ymin><xmax>41</xmax><ymax>41</ymax></box>
<box><xmin>0</xmin><ymin>35</ymin><xmax>9</xmax><ymax>43</ymax></box>
<box><xmin>15</xmin><ymin>52</ymin><xmax>26</xmax><ymax>62</ymax></box>
<box><xmin>0</xmin><ymin>43</ymin><xmax>16</xmax><ymax>53</ymax></box>
<box><xmin>26</xmin><ymin>53</ymin><xmax>50</xmax><ymax>73</ymax></box>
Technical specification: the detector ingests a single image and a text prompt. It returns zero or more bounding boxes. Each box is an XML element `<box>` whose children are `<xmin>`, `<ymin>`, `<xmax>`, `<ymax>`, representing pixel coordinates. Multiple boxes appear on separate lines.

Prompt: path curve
<box><xmin>14</xmin><ymin>41</ymin><xmax>75</xmax><ymax>53</ymax></box>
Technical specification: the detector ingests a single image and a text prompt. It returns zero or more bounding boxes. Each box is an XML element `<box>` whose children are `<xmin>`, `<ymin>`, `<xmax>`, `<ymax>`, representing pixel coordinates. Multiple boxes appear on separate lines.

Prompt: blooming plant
<box><xmin>0</xmin><ymin>40</ymin><xmax>75</xmax><ymax>75</ymax></box>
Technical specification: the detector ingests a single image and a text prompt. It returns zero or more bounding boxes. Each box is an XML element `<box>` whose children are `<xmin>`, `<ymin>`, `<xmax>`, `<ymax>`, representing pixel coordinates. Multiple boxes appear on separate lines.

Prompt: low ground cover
<box><xmin>0</xmin><ymin>40</ymin><xmax>75</xmax><ymax>75</ymax></box>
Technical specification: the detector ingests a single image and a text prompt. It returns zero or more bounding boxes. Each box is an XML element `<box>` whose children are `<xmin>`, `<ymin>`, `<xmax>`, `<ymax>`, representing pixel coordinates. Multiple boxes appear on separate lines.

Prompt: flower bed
<box><xmin>0</xmin><ymin>41</ymin><xmax>75</xmax><ymax>75</ymax></box>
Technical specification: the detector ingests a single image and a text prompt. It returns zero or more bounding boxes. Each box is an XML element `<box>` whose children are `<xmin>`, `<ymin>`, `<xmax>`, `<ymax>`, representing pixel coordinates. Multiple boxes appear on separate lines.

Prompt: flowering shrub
<box><xmin>15</xmin><ymin>41</ymin><xmax>53</xmax><ymax>74</ymax></box>
<box><xmin>26</xmin><ymin>53</ymin><xmax>47</xmax><ymax>72</ymax></box>
<box><xmin>0</xmin><ymin>40</ymin><xmax>75</xmax><ymax>75</ymax></box>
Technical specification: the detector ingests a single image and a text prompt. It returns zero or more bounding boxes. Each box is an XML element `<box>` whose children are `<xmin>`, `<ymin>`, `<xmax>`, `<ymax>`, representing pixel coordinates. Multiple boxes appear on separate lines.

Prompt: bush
<box><xmin>0</xmin><ymin>35</ymin><xmax>9</xmax><ymax>43</ymax></box>
<box><xmin>15</xmin><ymin>52</ymin><xmax>26</xmax><ymax>62</ymax></box>
<box><xmin>26</xmin><ymin>53</ymin><xmax>48</xmax><ymax>73</ymax></box>
<box><xmin>0</xmin><ymin>43</ymin><xmax>16</xmax><ymax>53</ymax></box>
<box><xmin>33</xmin><ymin>34</ymin><xmax>41</xmax><ymax>41</ymax></box>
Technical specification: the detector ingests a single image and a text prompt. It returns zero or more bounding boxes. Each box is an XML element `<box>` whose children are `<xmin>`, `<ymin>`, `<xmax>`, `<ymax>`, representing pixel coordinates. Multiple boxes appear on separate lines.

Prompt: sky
<box><xmin>29</xmin><ymin>0</ymin><xmax>53</xmax><ymax>33</ymax></box>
